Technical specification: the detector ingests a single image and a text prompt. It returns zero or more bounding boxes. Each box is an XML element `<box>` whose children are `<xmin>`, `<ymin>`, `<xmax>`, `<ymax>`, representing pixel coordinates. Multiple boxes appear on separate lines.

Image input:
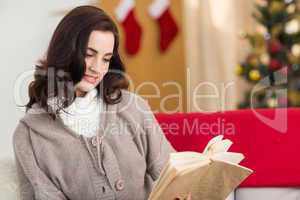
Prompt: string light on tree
<box><xmin>285</xmin><ymin>19</ymin><xmax>300</xmax><ymax>34</ymax></box>
<box><xmin>284</xmin><ymin>0</ymin><xmax>294</xmax><ymax>4</ymax></box>
<box><xmin>256</xmin><ymin>24</ymin><xmax>268</xmax><ymax>35</ymax></box>
<box><xmin>287</xmin><ymin>4</ymin><xmax>296</xmax><ymax>13</ymax></box>
<box><xmin>292</xmin><ymin>44</ymin><xmax>300</xmax><ymax>57</ymax></box>
<box><xmin>260</xmin><ymin>53</ymin><xmax>270</xmax><ymax>65</ymax></box>
<box><xmin>267</xmin><ymin>98</ymin><xmax>278</xmax><ymax>107</ymax></box>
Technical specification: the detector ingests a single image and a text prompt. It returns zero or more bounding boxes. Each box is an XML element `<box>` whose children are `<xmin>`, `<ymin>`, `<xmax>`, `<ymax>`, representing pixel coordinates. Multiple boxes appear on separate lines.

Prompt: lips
<box><xmin>83</xmin><ymin>75</ymin><xmax>98</xmax><ymax>84</ymax></box>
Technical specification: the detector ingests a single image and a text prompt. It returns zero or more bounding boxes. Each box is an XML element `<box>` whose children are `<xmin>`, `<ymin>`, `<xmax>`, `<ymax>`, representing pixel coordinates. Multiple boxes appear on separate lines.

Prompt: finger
<box><xmin>185</xmin><ymin>192</ymin><xmax>192</xmax><ymax>200</ymax></box>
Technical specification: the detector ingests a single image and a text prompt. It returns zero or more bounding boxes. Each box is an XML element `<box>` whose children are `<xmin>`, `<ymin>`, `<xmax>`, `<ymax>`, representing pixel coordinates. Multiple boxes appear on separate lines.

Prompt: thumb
<box><xmin>184</xmin><ymin>192</ymin><xmax>192</xmax><ymax>200</ymax></box>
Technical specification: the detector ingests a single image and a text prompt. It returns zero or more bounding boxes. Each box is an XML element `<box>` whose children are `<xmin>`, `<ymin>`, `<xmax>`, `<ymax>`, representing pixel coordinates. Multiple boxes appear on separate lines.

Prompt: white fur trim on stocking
<box><xmin>148</xmin><ymin>0</ymin><xmax>170</xmax><ymax>18</ymax></box>
<box><xmin>115</xmin><ymin>0</ymin><xmax>135</xmax><ymax>21</ymax></box>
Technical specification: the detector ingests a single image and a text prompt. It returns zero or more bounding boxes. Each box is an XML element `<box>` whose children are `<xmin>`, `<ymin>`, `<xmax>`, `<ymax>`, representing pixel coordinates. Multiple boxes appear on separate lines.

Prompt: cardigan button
<box><xmin>115</xmin><ymin>179</ymin><xmax>124</xmax><ymax>191</ymax></box>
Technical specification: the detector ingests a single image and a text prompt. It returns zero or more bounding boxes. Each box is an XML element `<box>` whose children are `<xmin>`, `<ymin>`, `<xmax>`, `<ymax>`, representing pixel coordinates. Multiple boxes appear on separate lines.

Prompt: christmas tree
<box><xmin>237</xmin><ymin>0</ymin><xmax>300</xmax><ymax>108</ymax></box>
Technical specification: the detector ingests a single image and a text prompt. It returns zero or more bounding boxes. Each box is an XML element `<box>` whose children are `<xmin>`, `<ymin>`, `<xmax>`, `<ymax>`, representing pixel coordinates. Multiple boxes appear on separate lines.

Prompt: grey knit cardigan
<box><xmin>12</xmin><ymin>89</ymin><xmax>175</xmax><ymax>200</ymax></box>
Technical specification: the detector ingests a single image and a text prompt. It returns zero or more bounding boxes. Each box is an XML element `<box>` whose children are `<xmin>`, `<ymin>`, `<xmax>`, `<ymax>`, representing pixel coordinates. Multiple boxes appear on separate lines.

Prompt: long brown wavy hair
<box><xmin>26</xmin><ymin>6</ymin><xmax>129</xmax><ymax>119</ymax></box>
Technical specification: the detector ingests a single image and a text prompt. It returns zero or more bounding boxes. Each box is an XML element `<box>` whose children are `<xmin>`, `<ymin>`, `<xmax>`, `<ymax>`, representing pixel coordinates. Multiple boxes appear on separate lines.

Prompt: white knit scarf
<box><xmin>47</xmin><ymin>88</ymin><xmax>102</xmax><ymax>138</ymax></box>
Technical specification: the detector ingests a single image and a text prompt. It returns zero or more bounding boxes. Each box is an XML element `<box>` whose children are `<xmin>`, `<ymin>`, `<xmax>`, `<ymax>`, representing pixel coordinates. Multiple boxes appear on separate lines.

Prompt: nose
<box><xmin>89</xmin><ymin>65</ymin><xmax>101</xmax><ymax>73</ymax></box>
<box><xmin>89</xmin><ymin>61</ymin><xmax>103</xmax><ymax>74</ymax></box>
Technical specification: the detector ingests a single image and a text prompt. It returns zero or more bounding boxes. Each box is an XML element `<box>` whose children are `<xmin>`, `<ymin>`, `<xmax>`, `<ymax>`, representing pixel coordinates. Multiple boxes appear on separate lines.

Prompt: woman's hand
<box><xmin>174</xmin><ymin>192</ymin><xmax>192</xmax><ymax>200</ymax></box>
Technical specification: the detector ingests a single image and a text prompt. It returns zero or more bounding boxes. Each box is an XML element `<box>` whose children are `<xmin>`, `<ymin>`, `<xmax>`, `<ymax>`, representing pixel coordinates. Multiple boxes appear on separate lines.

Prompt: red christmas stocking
<box><xmin>149</xmin><ymin>0</ymin><xmax>179</xmax><ymax>52</ymax></box>
<box><xmin>115</xmin><ymin>0</ymin><xmax>142</xmax><ymax>55</ymax></box>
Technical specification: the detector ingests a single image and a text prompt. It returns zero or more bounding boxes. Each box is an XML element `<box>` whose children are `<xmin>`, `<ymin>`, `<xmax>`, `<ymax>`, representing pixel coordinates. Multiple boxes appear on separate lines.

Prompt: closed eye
<box><xmin>103</xmin><ymin>58</ymin><xmax>111</xmax><ymax>63</ymax></box>
<box><xmin>85</xmin><ymin>54</ymin><xmax>94</xmax><ymax>58</ymax></box>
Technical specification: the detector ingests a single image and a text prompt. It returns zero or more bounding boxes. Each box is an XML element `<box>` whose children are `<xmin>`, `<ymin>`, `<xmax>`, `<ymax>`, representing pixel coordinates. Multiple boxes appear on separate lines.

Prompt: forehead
<box><xmin>87</xmin><ymin>30</ymin><xmax>114</xmax><ymax>53</ymax></box>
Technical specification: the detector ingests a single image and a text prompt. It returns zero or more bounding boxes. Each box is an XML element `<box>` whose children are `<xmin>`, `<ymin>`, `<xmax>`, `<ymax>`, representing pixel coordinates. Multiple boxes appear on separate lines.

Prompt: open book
<box><xmin>148</xmin><ymin>135</ymin><xmax>253</xmax><ymax>200</ymax></box>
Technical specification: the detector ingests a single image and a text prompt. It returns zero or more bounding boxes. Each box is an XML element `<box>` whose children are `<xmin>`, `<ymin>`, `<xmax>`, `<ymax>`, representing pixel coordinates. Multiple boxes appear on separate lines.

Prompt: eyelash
<box><xmin>85</xmin><ymin>54</ymin><xmax>111</xmax><ymax>63</ymax></box>
<box><xmin>104</xmin><ymin>58</ymin><xmax>111</xmax><ymax>63</ymax></box>
<box><xmin>85</xmin><ymin>54</ymin><xmax>110</xmax><ymax>59</ymax></box>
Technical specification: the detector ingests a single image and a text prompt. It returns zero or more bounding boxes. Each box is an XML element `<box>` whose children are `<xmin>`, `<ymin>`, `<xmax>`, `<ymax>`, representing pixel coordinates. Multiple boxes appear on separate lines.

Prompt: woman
<box><xmin>12</xmin><ymin>5</ymin><xmax>190</xmax><ymax>200</ymax></box>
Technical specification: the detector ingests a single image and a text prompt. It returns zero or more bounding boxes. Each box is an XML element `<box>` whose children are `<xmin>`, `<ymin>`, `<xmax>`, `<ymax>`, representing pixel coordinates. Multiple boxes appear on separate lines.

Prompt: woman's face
<box><xmin>75</xmin><ymin>30</ymin><xmax>114</xmax><ymax>97</ymax></box>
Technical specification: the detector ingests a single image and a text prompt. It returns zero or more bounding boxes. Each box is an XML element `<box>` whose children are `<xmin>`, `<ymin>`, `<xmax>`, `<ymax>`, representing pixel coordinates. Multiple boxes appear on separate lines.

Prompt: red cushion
<box><xmin>155</xmin><ymin>108</ymin><xmax>300</xmax><ymax>187</ymax></box>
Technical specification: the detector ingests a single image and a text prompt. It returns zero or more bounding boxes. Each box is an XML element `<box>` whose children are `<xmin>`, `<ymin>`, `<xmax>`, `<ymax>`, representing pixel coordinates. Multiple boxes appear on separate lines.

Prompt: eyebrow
<box><xmin>87</xmin><ymin>47</ymin><xmax>113</xmax><ymax>56</ymax></box>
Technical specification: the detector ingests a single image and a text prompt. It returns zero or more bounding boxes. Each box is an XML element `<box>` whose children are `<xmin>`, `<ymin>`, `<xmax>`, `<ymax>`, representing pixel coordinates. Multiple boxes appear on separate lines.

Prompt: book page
<box><xmin>154</xmin><ymin>160</ymin><xmax>252</xmax><ymax>200</ymax></box>
<box><xmin>203</xmin><ymin>135</ymin><xmax>224</xmax><ymax>154</ymax></box>
<box><xmin>149</xmin><ymin>153</ymin><xmax>209</xmax><ymax>200</ymax></box>
<box><xmin>205</xmin><ymin>139</ymin><xmax>233</xmax><ymax>156</ymax></box>
<box><xmin>211</xmin><ymin>152</ymin><xmax>245</xmax><ymax>165</ymax></box>
<box><xmin>149</xmin><ymin>136</ymin><xmax>253</xmax><ymax>200</ymax></box>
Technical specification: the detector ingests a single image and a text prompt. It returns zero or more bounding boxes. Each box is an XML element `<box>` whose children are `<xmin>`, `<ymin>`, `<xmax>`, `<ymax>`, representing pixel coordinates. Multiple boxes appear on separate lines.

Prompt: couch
<box><xmin>155</xmin><ymin>108</ymin><xmax>300</xmax><ymax>199</ymax></box>
<box><xmin>0</xmin><ymin>157</ymin><xmax>19</xmax><ymax>200</ymax></box>
<box><xmin>1</xmin><ymin>108</ymin><xmax>299</xmax><ymax>200</ymax></box>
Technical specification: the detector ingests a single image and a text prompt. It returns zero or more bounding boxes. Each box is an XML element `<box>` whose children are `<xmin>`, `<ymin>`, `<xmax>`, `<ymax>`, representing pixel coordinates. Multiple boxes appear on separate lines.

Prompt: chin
<box><xmin>75</xmin><ymin>81</ymin><xmax>96</xmax><ymax>93</ymax></box>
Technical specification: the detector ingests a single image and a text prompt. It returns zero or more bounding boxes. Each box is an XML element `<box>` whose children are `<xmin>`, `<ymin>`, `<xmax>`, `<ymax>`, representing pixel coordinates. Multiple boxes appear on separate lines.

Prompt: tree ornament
<box><xmin>269</xmin><ymin>39</ymin><xmax>283</xmax><ymax>54</ymax></box>
<box><xmin>249</xmin><ymin>69</ymin><xmax>261</xmax><ymax>81</ymax></box>
<box><xmin>269</xmin><ymin>59</ymin><xmax>282</xmax><ymax>70</ymax></box>
<box><xmin>236</xmin><ymin>65</ymin><xmax>244</xmax><ymax>75</ymax></box>
<box><xmin>269</xmin><ymin>1</ymin><xmax>285</xmax><ymax>14</ymax></box>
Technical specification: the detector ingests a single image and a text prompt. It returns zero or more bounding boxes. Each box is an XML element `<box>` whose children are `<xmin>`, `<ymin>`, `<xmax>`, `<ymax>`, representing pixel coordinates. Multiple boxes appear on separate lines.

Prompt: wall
<box><xmin>0</xmin><ymin>0</ymin><xmax>91</xmax><ymax>159</ymax></box>
<box><xmin>99</xmin><ymin>0</ymin><xmax>186</xmax><ymax>113</ymax></box>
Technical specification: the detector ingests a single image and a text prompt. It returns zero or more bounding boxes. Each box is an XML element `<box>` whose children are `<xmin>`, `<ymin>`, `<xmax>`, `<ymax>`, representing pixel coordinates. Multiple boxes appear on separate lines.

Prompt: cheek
<box><xmin>98</xmin><ymin>68</ymin><xmax>108</xmax><ymax>82</ymax></box>
<box><xmin>101</xmin><ymin>64</ymin><xmax>109</xmax><ymax>74</ymax></box>
<box><xmin>84</xmin><ymin>58</ymin><xmax>91</xmax><ymax>71</ymax></box>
